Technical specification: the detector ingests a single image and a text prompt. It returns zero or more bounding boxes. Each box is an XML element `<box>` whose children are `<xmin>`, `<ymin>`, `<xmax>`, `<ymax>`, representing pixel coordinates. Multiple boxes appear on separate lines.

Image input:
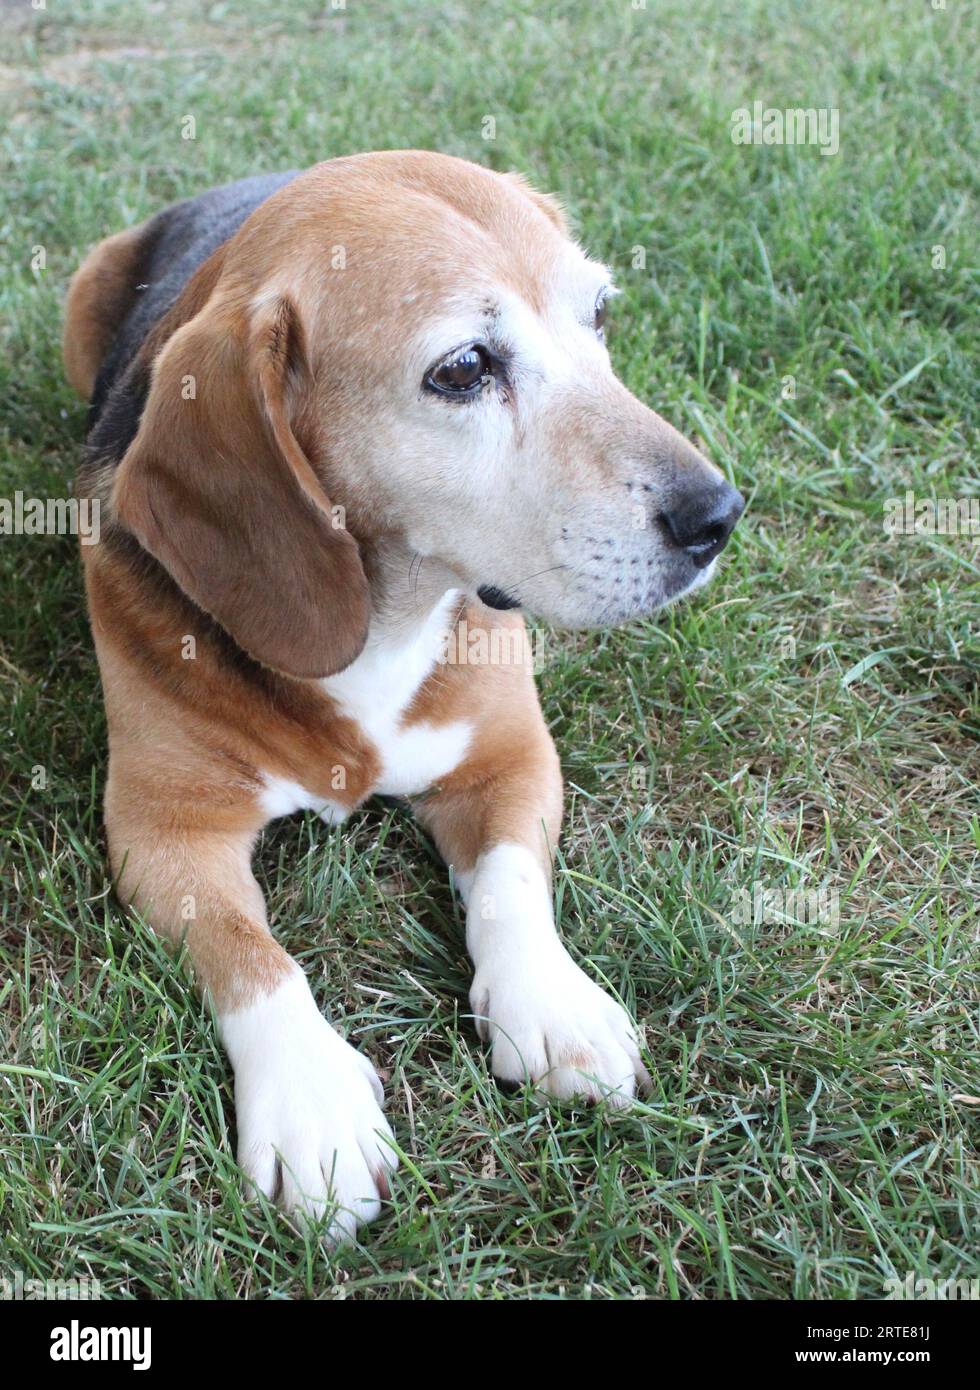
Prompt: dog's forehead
<box><xmin>253</xmin><ymin>156</ymin><xmax>612</xmax><ymax>368</ymax></box>
<box><xmin>288</xmin><ymin>155</ymin><xmax>567</xmax><ymax>275</ymax></box>
<box><xmin>308</xmin><ymin>150</ymin><xmax>563</xmax><ymax>237</ymax></box>
<box><xmin>297</xmin><ymin>173</ymin><xmax>606</xmax><ymax>331</ymax></box>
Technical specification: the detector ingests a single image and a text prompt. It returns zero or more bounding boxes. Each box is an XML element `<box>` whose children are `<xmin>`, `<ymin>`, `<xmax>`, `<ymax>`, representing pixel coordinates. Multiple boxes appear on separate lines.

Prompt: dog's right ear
<box><xmin>111</xmin><ymin>282</ymin><xmax>370</xmax><ymax>680</ymax></box>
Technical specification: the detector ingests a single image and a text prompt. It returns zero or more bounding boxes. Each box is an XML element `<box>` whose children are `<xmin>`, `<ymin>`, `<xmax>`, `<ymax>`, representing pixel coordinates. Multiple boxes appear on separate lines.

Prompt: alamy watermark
<box><xmin>438</xmin><ymin>618</ymin><xmax>547</xmax><ymax>672</ymax></box>
<box><xmin>50</xmin><ymin>1319</ymin><xmax>150</xmax><ymax>1370</ymax></box>
<box><xmin>0</xmin><ymin>491</ymin><xmax>100</xmax><ymax>545</ymax></box>
<box><xmin>883</xmin><ymin>491</ymin><xmax>979</xmax><ymax>540</ymax></box>
<box><xmin>732</xmin><ymin>884</ymin><xmax>840</xmax><ymax>930</ymax></box>
<box><xmin>1</xmin><ymin>1268</ymin><xmax>102</xmax><ymax>1300</ymax></box>
<box><xmin>884</xmin><ymin>1272</ymin><xmax>979</xmax><ymax>1300</ymax></box>
<box><xmin>731</xmin><ymin>103</ymin><xmax>839</xmax><ymax>156</ymax></box>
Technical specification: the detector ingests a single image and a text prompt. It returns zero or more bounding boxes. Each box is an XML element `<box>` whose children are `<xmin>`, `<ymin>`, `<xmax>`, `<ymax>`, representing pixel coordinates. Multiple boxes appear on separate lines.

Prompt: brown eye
<box><xmin>426</xmin><ymin>346</ymin><xmax>491</xmax><ymax>397</ymax></box>
<box><xmin>594</xmin><ymin>297</ymin><xmax>608</xmax><ymax>338</ymax></box>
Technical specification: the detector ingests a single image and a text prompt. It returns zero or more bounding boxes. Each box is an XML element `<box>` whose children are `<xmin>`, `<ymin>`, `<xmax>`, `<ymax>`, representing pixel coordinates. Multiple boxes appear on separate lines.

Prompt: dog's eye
<box><xmin>594</xmin><ymin>296</ymin><xmax>608</xmax><ymax>339</ymax></box>
<box><xmin>425</xmin><ymin>345</ymin><xmax>492</xmax><ymax>398</ymax></box>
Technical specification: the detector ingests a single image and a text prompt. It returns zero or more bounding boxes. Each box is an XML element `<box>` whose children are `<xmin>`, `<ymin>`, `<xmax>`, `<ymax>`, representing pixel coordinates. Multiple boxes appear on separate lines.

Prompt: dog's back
<box><xmin>64</xmin><ymin>171</ymin><xmax>298</xmax><ymax>428</ymax></box>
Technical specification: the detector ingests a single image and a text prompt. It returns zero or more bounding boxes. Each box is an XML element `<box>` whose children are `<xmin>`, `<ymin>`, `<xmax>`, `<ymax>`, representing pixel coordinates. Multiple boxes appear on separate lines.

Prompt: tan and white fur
<box><xmin>63</xmin><ymin>152</ymin><xmax>744</xmax><ymax>1242</ymax></box>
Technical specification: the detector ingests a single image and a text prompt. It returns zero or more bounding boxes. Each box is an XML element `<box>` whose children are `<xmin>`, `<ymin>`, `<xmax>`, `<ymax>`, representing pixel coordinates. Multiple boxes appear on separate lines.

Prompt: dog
<box><xmin>63</xmin><ymin>152</ymin><xmax>744</xmax><ymax>1242</ymax></box>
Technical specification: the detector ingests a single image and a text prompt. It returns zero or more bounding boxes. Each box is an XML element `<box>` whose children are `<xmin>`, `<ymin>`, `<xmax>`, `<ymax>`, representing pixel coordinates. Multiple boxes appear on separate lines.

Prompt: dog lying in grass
<box><xmin>64</xmin><ymin>152</ymin><xmax>744</xmax><ymax>1242</ymax></box>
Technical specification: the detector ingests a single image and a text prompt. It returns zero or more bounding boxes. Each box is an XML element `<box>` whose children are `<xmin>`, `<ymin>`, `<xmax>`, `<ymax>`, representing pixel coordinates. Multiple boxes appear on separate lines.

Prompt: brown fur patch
<box><xmin>63</xmin><ymin>223</ymin><xmax>149</xmax><ymax>399</ymax></box>
<box><xmin>85</xmin><ymin>542</ymin><xmax>382</xmax><ymax>806</ymax></box>
<box><xmin>408</xmin><ymin>603</ymin><xmax>563</xmax><ymax>877</ymax></box>
<box><xmin>110</xmin><ymin>263</ymin><xmax>370</xmax><ymax>680</ymax></box>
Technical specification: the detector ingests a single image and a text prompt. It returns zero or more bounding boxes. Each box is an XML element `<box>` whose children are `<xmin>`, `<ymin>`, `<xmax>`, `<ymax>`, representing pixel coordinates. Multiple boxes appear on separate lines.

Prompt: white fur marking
<box><xmin>219</xmin><ymin>971</ymin><xmax>397</xmax><ymax>1242</ymax></box>
<box><xmin>321</xmin><ymin>588</ymin><xmax>471</xmax><ymax>797</ymax></box>
<box><xmin>256</xmin><ymin>589</ymin><xmax>472</xmax><ymax>822</ymax></box>
<box><xmin>257</xmin><ymin>775</ymin><xmax>347</xmax><ymax>822</ymax></box>
<box><xmin>464</xmin><ymin>844</ymin><xmax>647</xmax><ymax>1105</ymax></box>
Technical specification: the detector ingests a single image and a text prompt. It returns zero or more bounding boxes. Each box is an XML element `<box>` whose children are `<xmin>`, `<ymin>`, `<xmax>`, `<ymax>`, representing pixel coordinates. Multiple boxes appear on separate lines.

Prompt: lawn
<box><xmin>0</xmin><ymin>0</ymin><xmax>977</xmax><ymax>1300</ymax></box>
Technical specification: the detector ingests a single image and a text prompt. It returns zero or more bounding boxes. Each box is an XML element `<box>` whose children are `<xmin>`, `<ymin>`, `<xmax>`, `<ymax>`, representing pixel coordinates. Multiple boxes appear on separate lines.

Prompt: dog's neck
<box><xmin>360</xmin><ymin>535</ymin><xmax>469</xmax><ymax>643</ymax></box>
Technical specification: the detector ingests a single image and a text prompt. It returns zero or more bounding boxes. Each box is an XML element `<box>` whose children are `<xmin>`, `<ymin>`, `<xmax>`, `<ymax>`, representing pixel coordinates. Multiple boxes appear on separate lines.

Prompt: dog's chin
<box><xmin>474</xmin><ymin>553</ymin><xmax>719</xmax><ymax>628</ymax></box>
<box><xmin>677</xmin><ymin>556</ymin><xmax>718</xmax><ymax>597</ymax></box>
<box><xmin>634</xmin><ymin>555</ymin><xmax>718</xmax><ymax>618</ymax></box>
<box><xmin>519</xmin><ymin>557</ymin><xmax>718</xmax><ymax>629</ymax></box>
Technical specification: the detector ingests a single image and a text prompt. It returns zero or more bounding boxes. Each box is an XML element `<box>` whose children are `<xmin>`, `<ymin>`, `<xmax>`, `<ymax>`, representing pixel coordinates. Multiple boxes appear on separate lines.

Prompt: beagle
<box><xmin>63</xmin><ymin>152</ymin><xmax>744</xmax><ymax>1242</ymax></box>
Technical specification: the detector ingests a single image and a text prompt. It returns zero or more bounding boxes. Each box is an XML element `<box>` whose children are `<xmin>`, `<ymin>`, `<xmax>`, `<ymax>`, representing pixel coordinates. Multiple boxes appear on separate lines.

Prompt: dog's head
<box><xmin>112</xmin><ymin>152</ymin><xmax>743</xmax><ymax>677</ymax></box>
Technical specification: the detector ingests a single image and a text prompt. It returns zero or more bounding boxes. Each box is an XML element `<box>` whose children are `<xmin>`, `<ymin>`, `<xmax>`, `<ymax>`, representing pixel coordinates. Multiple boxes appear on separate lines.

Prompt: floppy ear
<box><xmin>111</xmin><ymin>290</ymin><xmax>369</xmax><ymax>679</ymax></box>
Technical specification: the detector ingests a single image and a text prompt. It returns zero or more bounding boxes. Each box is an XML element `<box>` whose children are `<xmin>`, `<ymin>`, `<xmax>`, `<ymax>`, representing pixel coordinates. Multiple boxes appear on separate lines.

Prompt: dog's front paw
<box><xmin>470</xmin><ymin>946</ymin><xmax>649</xmax><ymax>1106</ymax></box>
<box><xmin>220</xmin><ymin>972</ymin><xmax>397</xmax><ymax>1243</ymax></box>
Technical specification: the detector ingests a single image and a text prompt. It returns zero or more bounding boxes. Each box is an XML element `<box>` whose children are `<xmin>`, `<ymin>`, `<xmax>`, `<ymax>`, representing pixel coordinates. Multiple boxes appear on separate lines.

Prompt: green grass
<box><xmin>1</xmin><ymin>0</ymin><xmax>978</xmax><ymax>1300</ymax></box>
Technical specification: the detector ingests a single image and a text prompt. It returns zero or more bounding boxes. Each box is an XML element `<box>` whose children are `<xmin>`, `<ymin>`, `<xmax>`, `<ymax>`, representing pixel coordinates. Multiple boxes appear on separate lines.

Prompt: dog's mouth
<box><xmin>476</xmin><ymin>547</ymin><xmax>718</xmax><ymax>623</ymax></box>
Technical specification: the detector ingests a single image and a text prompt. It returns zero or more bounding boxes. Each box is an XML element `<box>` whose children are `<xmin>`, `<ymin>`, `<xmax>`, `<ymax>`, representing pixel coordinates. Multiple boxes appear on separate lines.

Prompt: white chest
<box><xmin>258</xmin><ymin>589</ymin><xmax>471</xmax><ymax>823</ymax></box>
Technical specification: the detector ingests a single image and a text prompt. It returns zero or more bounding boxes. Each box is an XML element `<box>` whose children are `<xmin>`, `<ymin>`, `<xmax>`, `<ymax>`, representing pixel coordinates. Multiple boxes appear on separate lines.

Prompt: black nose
<box><xmin>658</xmin><ymin>482</ymin><xmax>745</xmax><ymax>567</ymax></box>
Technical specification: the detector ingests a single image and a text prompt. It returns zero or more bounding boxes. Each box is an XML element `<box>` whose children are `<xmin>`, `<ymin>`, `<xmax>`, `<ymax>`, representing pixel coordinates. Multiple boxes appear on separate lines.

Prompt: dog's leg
<box><xmin>416</xmin><ymin>717</ymin><xmax>649</xmax><ymax>1105</ymax></box>
<box><xmin>106</xmin><ymin>775</ymin><xmax>397</xmax><ymax>1241</ymax></box>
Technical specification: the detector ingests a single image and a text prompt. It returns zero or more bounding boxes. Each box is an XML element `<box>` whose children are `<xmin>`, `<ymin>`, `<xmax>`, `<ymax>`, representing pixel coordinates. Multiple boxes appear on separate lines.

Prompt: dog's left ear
<box><xmin>111</xmin><ymin>287</ymin><xmax>370</xmax><ymax>679</ymax></box>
